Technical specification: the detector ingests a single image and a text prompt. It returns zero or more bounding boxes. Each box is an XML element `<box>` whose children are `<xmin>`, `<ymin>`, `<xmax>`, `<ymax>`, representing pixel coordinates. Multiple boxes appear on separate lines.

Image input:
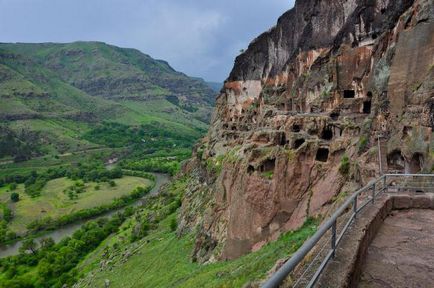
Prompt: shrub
<box><xmin>3</xmin><ymin>207</ymin><xmax>12</xmax><ymax>222</ymax></box>
<box><xmin>9</xmin><ymin>183</ymin><xmax>17</xmax><ymax>191</ymax></box>
<box><xmin>358</xmin><ymin>136</ymin><xmax>369</xmax><ymax>154</ymax></box>
<box><xmin>109</xmin><ymin>180</ymin><xmax>116</xmax><ymax>187</ymax></box>
<box><xmin>10</xmin><ymin>192</ymin><xmax>19</xmax><ymax>202</ymax></box>
<box><xmin>339</xmin><ymin>155</ymin><xmax>351</xmax><ymax>177</ymax></box>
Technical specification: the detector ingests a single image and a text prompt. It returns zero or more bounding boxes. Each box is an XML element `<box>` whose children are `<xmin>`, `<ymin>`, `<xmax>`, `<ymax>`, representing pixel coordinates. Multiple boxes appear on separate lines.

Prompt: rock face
<box><xmin>180</xmin><ymin>0</ymin><xmax>434</xmax><ymax>262</ymax></box>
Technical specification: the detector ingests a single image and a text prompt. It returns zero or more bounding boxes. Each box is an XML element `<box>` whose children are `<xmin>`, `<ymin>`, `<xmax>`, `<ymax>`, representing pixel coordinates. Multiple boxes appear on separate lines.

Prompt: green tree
<box><xmin>10</xmin><ymin>192</ymin><xmax>19</xmax><ymax>202</ymax></box>
<box><xmin>19</xmin><ymin>238</ymin><xmax>37</xmax><ymax>255</ymax></box>
<box><xmin>3</xmin><ymin>207</ymin><xmax>12</xmax><ymax>222</ymax></box>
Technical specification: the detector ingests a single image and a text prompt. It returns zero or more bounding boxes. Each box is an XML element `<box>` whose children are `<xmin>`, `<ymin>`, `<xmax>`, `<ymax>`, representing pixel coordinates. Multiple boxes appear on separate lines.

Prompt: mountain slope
<box><xmin>0</xmin><ymin>42</ymin><xmax>215</xmax><ymax>161</ymax></box>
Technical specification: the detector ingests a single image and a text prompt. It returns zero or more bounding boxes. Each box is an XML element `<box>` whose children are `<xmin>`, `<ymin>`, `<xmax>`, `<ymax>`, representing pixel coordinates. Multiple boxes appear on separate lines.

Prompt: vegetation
<box><xmin>339</xmin><ymin>155</ymin><xmax>351</xmax><ymax>177</ymax></box>
<box><xmin>74</xmin><ymin>175</ymin><xmax>318</xmax><ymax>288</ymax></box>
<box><xmin>10</xmin><ymin>193</ymin><xmax>19</xmax><ymax>203</ymax></box>
<box><xmin>0</xmin><ymin>213</ymin><xmax>130</xmax><ymax>288</ymax></box>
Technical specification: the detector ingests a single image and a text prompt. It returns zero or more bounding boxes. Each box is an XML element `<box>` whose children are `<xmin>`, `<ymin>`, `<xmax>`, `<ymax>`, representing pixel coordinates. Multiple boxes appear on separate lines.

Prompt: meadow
<box><xmin>0</xmin><ymin>176</ymin><xmax>152</xmax><ymax>235</ymax></box>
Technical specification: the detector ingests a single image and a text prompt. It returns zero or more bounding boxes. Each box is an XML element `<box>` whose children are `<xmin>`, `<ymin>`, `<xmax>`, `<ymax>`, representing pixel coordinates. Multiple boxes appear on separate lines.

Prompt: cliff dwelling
<box><xmin>316</xmin><ymin>148</ymin><xmax>329</xmax><ymax>162</ymax></box>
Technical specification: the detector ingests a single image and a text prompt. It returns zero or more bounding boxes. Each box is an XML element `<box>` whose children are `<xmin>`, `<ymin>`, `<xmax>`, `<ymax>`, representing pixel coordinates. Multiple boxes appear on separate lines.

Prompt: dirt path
<box><xmin>359</xmin><ymin>209</ymin><xmax>434</xmax><ymax>288</ymax></box>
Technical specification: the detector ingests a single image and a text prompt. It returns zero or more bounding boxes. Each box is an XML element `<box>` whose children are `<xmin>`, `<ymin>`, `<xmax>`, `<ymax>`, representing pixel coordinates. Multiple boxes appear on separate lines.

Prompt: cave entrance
<box><xmin>316</xmin><ymin>148</ymin><xmax>329</xmax><ymax>162</ymax></box>
<box><xmin>247</xmin><ymin>165</ymin><xmax>255</xmax><ymax>175</ymax></box>
<box><xmin>363</xmin><ymin>100</ymin><xmax>372</xmax><ymax>114</ymax></box>
<box><xmin>330</xmin><ymin>112</ymin><xmax>340</xmax><ymax>121</ymax></box>
<box><xmin>292</xmin><ymin>124</ymin><xmax>302</xmax><ymax>132</ymax></box>
<box><xmin>278</xmin><ymin>132</ymin><xmax>287</xmax><ymax>146</ymax></box>
<box><xmin>321</xmin><ymin>126</ymin><xmax>333</xmax><ymax>140</ymax></box>
<box><xmin>407</xmin><ymin>153</ymin><xmax>424</xmax><ymax>174</ymax></box>
<box><xmin>387</xmin><ymin>150</ymin><xmax>405</xmax><ymax>172</ymax></box>
<box><xmin>343</xmin><ymin>90</ymin><xmax>355</xmax><ymax>99</ymax></box>
<box><xmin>260</xmin><ymin>158</ymin><xmax>276</xmax><ymax>172</ymax></box>
<box><xmin>293</xmin><ymin>139</ymin><xmax>305</xmax><ymax>149</ymax></box>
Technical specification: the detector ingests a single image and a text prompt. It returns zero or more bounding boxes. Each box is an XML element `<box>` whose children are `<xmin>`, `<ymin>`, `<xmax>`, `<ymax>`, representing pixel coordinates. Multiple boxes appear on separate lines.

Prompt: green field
<box><xmin>0</xmin><ymin>176</ymin><xmax>152</xmax><ymax>234</ymax></box>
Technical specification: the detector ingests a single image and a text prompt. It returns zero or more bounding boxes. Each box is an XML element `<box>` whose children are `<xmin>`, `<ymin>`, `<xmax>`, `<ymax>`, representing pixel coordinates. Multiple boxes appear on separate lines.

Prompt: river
<box><xmin>0</xmin><ymin>173</ymin><xmax>170</xmax><ymax>258</ymax></box>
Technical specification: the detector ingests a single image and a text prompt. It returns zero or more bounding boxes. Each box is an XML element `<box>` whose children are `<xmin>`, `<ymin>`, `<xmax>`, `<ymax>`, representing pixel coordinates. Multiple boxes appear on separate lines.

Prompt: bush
<box><xmin>3</xmin><ymin>207</ymin><xmax>12</xmax><ymax>222</ymax></box>
<box><xmin>339</xmin><ymin>155</ymin><xmax>351</xmax><ymax>177</ymax></box>
<box><xmin>358</xmin><ymin>136</ymin><xmax>369</xmax><ymax>154</ymax></box>
<box><xmin>10</xmin><ymin>192</ymin><xmax>19</xmax><ymax>202</ymax></box>
<box><xmin>109</xmin><ymin>180</ymin><xmax>116</xmax><ymax>187</ymax></box>
<box><xmin>9</xmin><ymin>183</ymin><xmax>17</xmax><ymax>191</ymax></box>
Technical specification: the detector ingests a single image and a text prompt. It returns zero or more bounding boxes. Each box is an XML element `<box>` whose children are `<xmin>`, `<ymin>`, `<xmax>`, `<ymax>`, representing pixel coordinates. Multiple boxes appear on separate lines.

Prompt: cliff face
<box><xmin>180</xmin><ymin>0</ymin><xmax>434</xmax><ymax>262</ymax></box>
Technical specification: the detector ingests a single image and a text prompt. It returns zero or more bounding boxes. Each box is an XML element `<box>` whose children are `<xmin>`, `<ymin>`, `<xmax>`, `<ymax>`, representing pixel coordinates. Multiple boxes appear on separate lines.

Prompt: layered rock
<box><xmin>180</xmin><ymin>0</ymin><xmax>434</xmax><ymax>262</ymax></box>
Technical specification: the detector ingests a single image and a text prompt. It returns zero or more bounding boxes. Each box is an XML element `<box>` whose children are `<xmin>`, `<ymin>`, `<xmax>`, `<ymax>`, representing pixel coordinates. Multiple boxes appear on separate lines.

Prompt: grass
<box><xmin>77</xmin><ymin>215</ymin><xmax>317</xmax><ymax>288</ymax></box>
<box><xmin>0</xmin><ymin>176</ymin><xmax>152</xmax><ymax>234</ymax></box>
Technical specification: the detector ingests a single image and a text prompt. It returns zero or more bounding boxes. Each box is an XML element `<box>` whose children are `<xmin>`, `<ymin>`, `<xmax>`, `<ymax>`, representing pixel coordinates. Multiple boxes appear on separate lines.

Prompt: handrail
<box><xmin>261</xmin><ymin>173</ymin><xmax>434</xmax><ymax>288</ymax></box>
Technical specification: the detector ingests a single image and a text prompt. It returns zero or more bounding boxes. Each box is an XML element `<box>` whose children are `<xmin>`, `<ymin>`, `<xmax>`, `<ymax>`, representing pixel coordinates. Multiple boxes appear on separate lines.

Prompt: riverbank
<box><xmin>0</xmin><ymin>173</ymin><xmax>170</xmax><ymax>258</ymax></box>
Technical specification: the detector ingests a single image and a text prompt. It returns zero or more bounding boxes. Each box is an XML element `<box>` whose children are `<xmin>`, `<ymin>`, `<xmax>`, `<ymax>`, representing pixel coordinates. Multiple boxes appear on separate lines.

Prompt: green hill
<box><xmin>0</xmin><ymin>42</ymin><xmax>215</xmax><ymax>167</ymax></box>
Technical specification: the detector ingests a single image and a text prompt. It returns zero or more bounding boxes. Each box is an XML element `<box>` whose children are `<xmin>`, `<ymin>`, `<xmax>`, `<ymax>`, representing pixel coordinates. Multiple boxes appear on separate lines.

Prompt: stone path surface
<box><xmin>359</xmin><ymin>209</ymin><xmax>434</xmax><ymax>288</ymax></box>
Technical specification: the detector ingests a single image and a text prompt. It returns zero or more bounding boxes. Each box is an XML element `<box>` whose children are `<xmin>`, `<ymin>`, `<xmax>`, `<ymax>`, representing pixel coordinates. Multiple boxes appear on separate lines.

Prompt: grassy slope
<box><xmin>0</xmin><ymin>42</ymin><xmax>214</xmax><ymax>173</ymax></box>
<box><xmin>74</xmin><ymin>178</ymin><xmax>318</xmax><ymax>288</ymax></box>
<box><xmin>0</xmin><ymin>176</ymin><xmax>152</xmax><ymax>234</ymax></box>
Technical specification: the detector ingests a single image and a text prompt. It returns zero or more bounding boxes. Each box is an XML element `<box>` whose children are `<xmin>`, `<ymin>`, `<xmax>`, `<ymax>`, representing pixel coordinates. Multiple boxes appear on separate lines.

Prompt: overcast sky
<box><xmin>0</xmin><ymin>0</ymin><xmax>295</xmax><ymax>81</ymax></box>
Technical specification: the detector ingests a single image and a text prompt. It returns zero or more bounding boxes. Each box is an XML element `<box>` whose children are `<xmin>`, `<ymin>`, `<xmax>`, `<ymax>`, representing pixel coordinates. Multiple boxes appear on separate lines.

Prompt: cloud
<box><xmin>0</xmin><ymin>0</ymin><xmax>294</xmax><ymax>81</ymax></box>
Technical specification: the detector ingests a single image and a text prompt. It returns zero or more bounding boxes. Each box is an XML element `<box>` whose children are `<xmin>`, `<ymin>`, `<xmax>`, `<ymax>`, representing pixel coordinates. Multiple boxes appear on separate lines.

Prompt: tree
<box><xmin>10</xmin><ymin>192</ymin><xmax>19</xmax><ymax>202</ymax></box>
<box><xmin>9</xmin><ymin>183</ymin><xmax>17</xmax><ymax>190</ymax></box>
<box><xmin>20</xmin><ymin>238</ymin><xmax>37</xmax><ymax>255</ymax></box>
<box><xmin>3</xmin><ymin>207</ymin><xmax>12</xmax><ymax>222</ymax></box>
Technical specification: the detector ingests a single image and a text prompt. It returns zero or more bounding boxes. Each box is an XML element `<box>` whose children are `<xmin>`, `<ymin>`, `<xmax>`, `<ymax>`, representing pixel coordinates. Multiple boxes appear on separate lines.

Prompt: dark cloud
<box><xmin>0</xmin><ymin>0</ymin><xmax>295</xmax><ymax>81</ymax></box>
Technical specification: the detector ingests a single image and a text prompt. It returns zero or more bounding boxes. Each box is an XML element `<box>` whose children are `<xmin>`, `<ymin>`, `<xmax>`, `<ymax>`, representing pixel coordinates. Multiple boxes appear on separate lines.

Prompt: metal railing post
<box><xmin>331</xmin><ymin>221</ymin><xmax>337</xmax><ymax>258</ymax></box>
<box><xmin>383</xmin><ymin>175</ymin><xmax>387</xmax><ymax>193</ymax></box>
<box><xmin>372</xmin><ymin>183</ymin><xmax>376</xmax><ymax>203</ymax></box>
<box><xmin>353</xmin><ymin>197</ymin><xmax>358</xmax><ymax>218</ymax></box>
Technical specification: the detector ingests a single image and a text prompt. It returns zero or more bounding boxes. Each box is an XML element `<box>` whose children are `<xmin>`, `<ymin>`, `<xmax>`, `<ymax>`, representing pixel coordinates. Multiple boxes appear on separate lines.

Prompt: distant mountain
<box><xmin>0</xmin><ymin>42</ymin><xmax>215</xmax><ymax>158</ymax></box>
<box><xmin>206</xmin><ymin>81</ymin><xmax>223</xmax><ymax>93</ymax></box>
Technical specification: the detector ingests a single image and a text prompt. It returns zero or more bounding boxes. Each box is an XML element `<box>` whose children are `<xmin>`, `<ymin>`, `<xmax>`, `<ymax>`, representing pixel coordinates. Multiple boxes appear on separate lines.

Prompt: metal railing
<box><xmin>262</xmin><ymin>174</ymin><xmax>434</xmax><ymax>288</ymax></box>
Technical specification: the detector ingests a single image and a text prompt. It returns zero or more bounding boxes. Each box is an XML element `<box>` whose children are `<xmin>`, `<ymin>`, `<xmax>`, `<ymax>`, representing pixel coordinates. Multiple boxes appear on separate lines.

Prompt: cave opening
<box><xmin>387</xmin><ymin>150</ymin><xmax>405</xmax><ymax>171</ymax></box>
<box><xmin>408</xmin><ymin>153</ymin><xmax>424</xmax><ymax>174</ymax></box>
<box><xmin>292</xmin><ymin>124</ymin><xmax>302</xmax><ymax>132</ymax></box>
<box><xmin>293</xmin><ymin>139</ymin><xmax>305</xmax><ymax>149</ymax></box>
<box><xmin>330</xmin><ymin>112</ymin><xmax>340</xmax><ymax>121</ymax></box>
<box><xmin>247</xmin><ymin>165</ymin><xmax>255</xmax><ymax>175</ymax></box>
<box><xmin>363</xmin><ymin>100</ymin><xmax>372</xmax><ymax>114</ymax></box>
<box><xmin>321</xmin><ymin>126</ymin><xmax>333</xmax><ymax>140</ymax></box>
<box><xmin>260</xmin><ymin>158</ymin><xmax>276</xmax><ymax>172</ymax></box>
<box><xmin>278</xmin><ymin>133</ymin><xmax>287</xmax><ymax>146</ymax></box>
<box><xmin>316</xmin><ymin>148</ymin><xmax>329</xmax><ymax>162</ymax></box>
<box><xmin>343</xmin><ymin>90</ymin><xmax>356</xmax><ymax>99</ymax></box>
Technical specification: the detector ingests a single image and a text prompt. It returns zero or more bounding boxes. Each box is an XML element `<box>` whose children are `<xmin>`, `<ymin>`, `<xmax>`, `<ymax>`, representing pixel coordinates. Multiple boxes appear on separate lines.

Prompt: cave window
<box><xmin>316</xmin><ymin>148</ymin><xmax>329</xmax><ymax>162</ymax></box>
<box><xmin>260</xmin><ymin>158</ymin><xmax>275</xmax><ymax>172</ymax></box>
<box><xmin>408</xmin><ymin>153</ymin><xmax>424</xmax><ymax>174</ymax></box>
<box><xmin>381</xmin><ymin>8</ymin><xmax>386</xmax><ymax>14</ymax></box>
<box><xmin>372</xmin><ymin>32</ymin><xmax>378</xmax><ymax>40</ymax></box>
<box><xmin>247</xmin><ymin>165</ymin><xmax>255</xmax><ymax>175</ymax></box>
<box><xmin>330</xmin><ymin>112</ymin><xmax>340</xmax><ymax>121</ymax></box>
<box><xmin>363</xmin><ymin>100</ymin><xmax>372</xmax><ymax>114</ymax></box>
<box><xmin>343</xmin><ymin>90</ymin><xmax>355</xmax><ymax>99</ymax></box>
<box><xmin>292</xmin><ymin>124</ymin><xmax>302</xmax><ymax>132</ymax></box>
<box><xmin>321</xmin><ymin>127</ymin><xmax>333</xmax><ymax>140</ymax></box>
<box><xmin>387</xmin><ymin>150</ymin><xmax>405</xmax><ymax>171</ymax></box>
<box><xmin>367</xmin><ymin>91</ymin><xmax>373</xmax><ymax>98</ymax></box>
<box><xmin>293</xmin><ymin>139</ymin><xmax>305</xmax><ymax>149</ymax></box>
<box><xmin>278</xmin><ymin>133</ymin><xmax>287</xmax><ymax>146</ymax></box>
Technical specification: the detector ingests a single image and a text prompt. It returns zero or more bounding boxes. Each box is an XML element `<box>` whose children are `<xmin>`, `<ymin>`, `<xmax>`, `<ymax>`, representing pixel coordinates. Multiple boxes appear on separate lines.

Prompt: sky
<box><xmin>0</xmin><ymin>0</ymin><xmax>295</xmax><ymax>82</ymax></box>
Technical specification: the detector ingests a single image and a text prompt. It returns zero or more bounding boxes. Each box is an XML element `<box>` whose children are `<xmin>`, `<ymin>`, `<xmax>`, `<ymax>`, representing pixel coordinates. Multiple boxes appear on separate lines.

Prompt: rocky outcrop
<box><xmin>180</xmin><ymin>0</ymin><xmax>434</xmax><ymax>262</ymax></box>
